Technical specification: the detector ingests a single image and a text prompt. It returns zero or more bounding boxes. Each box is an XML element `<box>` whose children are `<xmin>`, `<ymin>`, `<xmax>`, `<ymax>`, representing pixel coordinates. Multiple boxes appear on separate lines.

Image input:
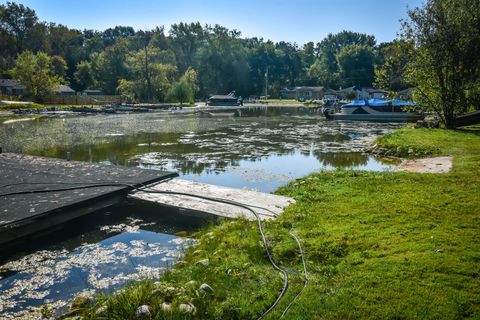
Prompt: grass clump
<box><xmin>0</xmin><ymin>102</ymin><xmax>43</xmax><ymax>110</ymax></box>
<box><xmin>376</xmin><ymin>127</ymin><xmax>479</xmax><ymax>158</ymax></box>
<box><xmin>76</xmin><ymin>128</ymin><xmax>480</xmax><ymax>319</ymax></box>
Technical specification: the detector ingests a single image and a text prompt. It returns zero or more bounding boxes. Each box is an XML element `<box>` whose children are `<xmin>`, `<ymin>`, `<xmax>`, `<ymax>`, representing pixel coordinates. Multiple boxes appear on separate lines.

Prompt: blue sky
<box><xmin>7</xmin><ymin>0</ymin><xmax>424</xmax><ymax>44</ymax></box>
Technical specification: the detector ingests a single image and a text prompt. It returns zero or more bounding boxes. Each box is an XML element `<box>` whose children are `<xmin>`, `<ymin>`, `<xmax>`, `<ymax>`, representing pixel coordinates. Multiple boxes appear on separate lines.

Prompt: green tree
<box><xmin>403</xmin><ymin>0</ymin><xmax>480</xmax><ymax>128</ymax></box>
<box><xmin>181</xmin><ymin>66</ymin><xmax>198</xmax><ymax>95</ymax></box>
<box><xmin>50</xmin><ymin>55</ymin><xmax>67</xmax><ymax>78</ymax></box>
<box><xmin>166</xmin><ymin>67</ymin><xmax>198</xmax><ymax>104</ymax></box>
<box><xmin>336</xmin><ymin>45</ymin><xmax>375</xmax><ymax>87</ymax></box>
<box><xmin>0</xmin><ymin>2</ymin><xmax>37</xmax><ymax>53</ymax></box>
<box><xmin>149</xmin><ymin>63</ymin><xmax>177</xmax><ymax>101</ymax></box>
<box><xmin>374</xmin><ymin>40</ymin><xmax>414</xmax><ymax>92</ymax></box>
<box><xmin>123</xmin><ymin>40</ymin><xmax>177</xmax><ymax>102</ymax></box>
<box><xmin>74</xmin><ymin>60</ymin><xmax>96</xmax><ymax>90</ymax></box>
<box><xmin>197</xmin><ymin>25</ymin><xmax>250</xmax><ymax>97</ymax></box>
<box><xmin>169</xmin><ymin>22</ymin><xmax>205</xmax><ymax>73</ymax></box>
<box><xmin>310</xmin><ymin>31</ymin><xmax>376</xmax><ymax>88</ymax></box>
<box><xmin>300</xmin><ymin>41</ymin><xmax>317</xmax><ymax>85</ymax></box>
<box><xmin>102</xmin><ymin>26</ymin><xmax>135</xmax><ymax>47</ymax></box>
<box><xmin>10</xmin><ymin>51</ymin><xmax>61</xmax><ymax>100</ymax></box>
<box><xmin>117</xmin><ymin>78</ymin><xmax>135</xmax><ymax>102</ymax></box>
<box><xmin>166</xmin><ymin>79</ymin><xmax>192</xmax><ymax>104</ymax></box>
<box><xmin>308</xmin><ymin>58</ymin><xmax>339</xmax><ymax>88</ymax></box>
<box><xmin>95</xmin><ymin>41</ymin><xmax>130</xmax><ymax>94</ymax></box>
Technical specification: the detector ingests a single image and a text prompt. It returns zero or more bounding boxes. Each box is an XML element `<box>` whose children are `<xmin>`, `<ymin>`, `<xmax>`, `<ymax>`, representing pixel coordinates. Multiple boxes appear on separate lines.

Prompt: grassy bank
<box><xmin>0</xmin><ymin>103</ymin><xmax>98</xmax><ymax>111</ymax></box>
<box><xmin>72</xmin><ymin>128</ymin><xmax>479</xmax><ymax>319</ymax></box>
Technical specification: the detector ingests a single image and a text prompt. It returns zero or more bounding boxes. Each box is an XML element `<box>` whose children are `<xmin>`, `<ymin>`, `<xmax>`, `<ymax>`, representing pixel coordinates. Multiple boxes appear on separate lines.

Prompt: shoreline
<box><xmin>47</xmin><ymin>127</ymin><xmax>479</xmax><ymax>319</ymax></box>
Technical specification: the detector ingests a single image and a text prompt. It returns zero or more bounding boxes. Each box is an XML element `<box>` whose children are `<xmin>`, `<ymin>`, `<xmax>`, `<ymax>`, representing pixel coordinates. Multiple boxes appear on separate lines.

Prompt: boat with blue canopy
<box><xmin>323</xmin><ymin>99</ymin><xmax>423</xmax><ymax>122</ymax></box>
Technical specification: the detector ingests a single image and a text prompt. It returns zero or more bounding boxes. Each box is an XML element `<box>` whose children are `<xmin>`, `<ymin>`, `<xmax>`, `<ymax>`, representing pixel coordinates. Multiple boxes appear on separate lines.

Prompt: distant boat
<box><xmin>206</xmin><ymin>92</ymin><xmax>242</xmax><ymax>106</ymax></box>
<box><xmin>322</xmin><ymin>99</ymin><xmax>424</xmax><ymax>122</ymax></box>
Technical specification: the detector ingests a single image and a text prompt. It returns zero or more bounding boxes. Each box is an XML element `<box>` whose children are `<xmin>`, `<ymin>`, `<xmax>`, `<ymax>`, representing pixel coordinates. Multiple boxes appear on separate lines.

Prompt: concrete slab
<box><xmin>129</xmin><ymin>179</ymin><xmax>295</xmax><ymax>221</ymax></box>
<box><xmin>396</xmin><ymin>156</ymin><xmax>453</xmax><ymax>173</ymax></box>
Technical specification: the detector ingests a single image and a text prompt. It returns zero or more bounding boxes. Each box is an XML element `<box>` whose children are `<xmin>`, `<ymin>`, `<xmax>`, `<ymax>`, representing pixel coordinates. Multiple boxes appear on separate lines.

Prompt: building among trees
<box><xmin>280</xmin><ymin>87</ymin><xmax>325</xmax><ymax>100</ymax></box>
<box><xmin>0</xmin><ymin>79</ymin><xmax>26</xmax><ymax>96</ymax></box>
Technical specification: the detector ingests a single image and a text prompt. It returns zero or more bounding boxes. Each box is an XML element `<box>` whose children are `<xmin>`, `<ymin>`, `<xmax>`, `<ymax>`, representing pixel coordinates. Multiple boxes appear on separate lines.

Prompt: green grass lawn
<box><xmin>74</xmin><ymin>128</ymin><xmax>480</xmax><ymax>320</ymax></box>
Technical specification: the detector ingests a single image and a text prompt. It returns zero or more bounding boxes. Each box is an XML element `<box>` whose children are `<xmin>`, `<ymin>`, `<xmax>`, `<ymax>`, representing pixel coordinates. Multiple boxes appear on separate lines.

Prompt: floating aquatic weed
<box><xmin>0</xmin><ymin>230</ymin><xmax>193</xmax><ymax>318</ymax></box>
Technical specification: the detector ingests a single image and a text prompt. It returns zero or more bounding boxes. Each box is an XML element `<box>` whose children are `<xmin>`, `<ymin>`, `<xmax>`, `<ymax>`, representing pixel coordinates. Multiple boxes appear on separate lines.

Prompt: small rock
<box><xmin>135</xmin><ymin>305</ymin><xmax>151</xmax><ymax>319</ymax></box>
<box><xmin>179</xmin><ymin>303</ymin><xmax>196</xmax><ymax>314</ymax></box>
<box><xmin>185</xmin><ymin>280</ymin><xmax>197</xmax><ymax>288</ymax></box>
<box><xmin>197</xmin><ymin>258</ymin><xmax>209</xmax><ymax>266</ymax></box>
<box><xmin>70</xmin><ymin>292</ymin><xmax>94</xmax><ymax>310</ymax></box>
<box><xmin>174</xmin><ymin>260</ymin><xmax>186</xmax><ymax>267</ymax></box>
<box><xmin>200</xmin><ymin>283</ymin><xmax>214</xmax><ymax>295</ymax></box>
<box><xmin>151</xmin><ymin>288</ymin><xmax>163</xmax><ymax>296</ymax></box>
<box><xmin>161</xmin><ymin>302</ymin><xmax>172</xmax><ymax>311</ymax></box>
<box><xmin>96</xmin><ymin>305</ymin><xmax>108</xmax><ymax>315</ymax></box>
<box><xmin>166</xmin><ymin>286</ymin><xmax>176</xmax><ymax>293</ymax></box>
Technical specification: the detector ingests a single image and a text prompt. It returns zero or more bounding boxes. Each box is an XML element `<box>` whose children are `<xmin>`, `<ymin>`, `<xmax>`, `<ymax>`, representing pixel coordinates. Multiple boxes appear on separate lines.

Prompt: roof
<box><xmin>0</xmin><ymin>79</ymin><xmax>25</xmax><ymax>89</ymax></box>
<box><xmin>281</xmin><ymin>86</ymin><xmax>325</xmax><ymax>92</ymax></box>
<box><xmin>367</xmin><ymin>89</ymin><xmax>388</xmax><ymax>94</ymax></box>
<box><xmin>54</xmin><ymin>84</ymin><xmax>75</xmax><ymax>93</ymax></box>
<box><xmin>209</xmin><ymin>95</ymin><xmax>237</xmax><ymax>100</ymax></box>
<box><xmin>337</xmin><ymin>86</ymin><xmax>356</xmax><ymax>93</ymax></box>
<box><xmin>295</xmin><ymin>86</ymin><xmax>324</xmax><ymax>92</ymax></box>
<box><xmin>324</xmin><ymin>89</ymin><xmax>338</xmax><ymax>94</ymax></box>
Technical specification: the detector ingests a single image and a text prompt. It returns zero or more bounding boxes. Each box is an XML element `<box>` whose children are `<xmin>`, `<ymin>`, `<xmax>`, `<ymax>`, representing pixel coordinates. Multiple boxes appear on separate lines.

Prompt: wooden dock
<box><xmin>0</xmin><ymin>153</ymin><xmax>177</xmax><ymax>247</ymax></box>
<box><xmin>129</xmin><ymin>179</ymin><xmax>295</xmax><ymax>221</ymax></box>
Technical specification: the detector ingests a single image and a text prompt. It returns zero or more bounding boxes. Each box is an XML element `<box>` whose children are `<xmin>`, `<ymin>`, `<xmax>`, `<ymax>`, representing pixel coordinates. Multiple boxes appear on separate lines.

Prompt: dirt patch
<box><xmin>396</xmin><ymin>156</ymin><xmax>453</xmax><ymax>173</ymax></box>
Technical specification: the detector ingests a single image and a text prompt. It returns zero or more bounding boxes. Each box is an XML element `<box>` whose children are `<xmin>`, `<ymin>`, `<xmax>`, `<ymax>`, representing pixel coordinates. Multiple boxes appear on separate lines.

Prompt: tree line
<box><xmin>0</xmin><ymin>1</ymin><xmax>396</xmax><ymax>102</ymax></box>
<box><xmin>1</xmin><ymin>0</ymin><xmax>479</xmax><ymax>128</ymax></box>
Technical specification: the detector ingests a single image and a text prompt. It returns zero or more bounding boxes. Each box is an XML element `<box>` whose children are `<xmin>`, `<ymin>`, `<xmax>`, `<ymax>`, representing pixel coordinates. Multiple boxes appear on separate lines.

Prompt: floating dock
<box><xmin>0</xmin><ymin>153</ymin><xmax>296</xmax><ymax>248</ymax></box>
<box><xmin>129</xmin><ymin>179</ymin><xmax>295</xmax><ymax>221</ymax></box>
<box><xmin>0</xmin><ymin>153</ymin><xmax>176</xmax><ymax>247</ymax></box>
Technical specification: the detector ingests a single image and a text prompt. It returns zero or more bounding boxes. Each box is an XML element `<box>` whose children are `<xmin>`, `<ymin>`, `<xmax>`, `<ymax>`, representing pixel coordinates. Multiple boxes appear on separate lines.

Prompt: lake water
<box><xmin>0</xmin><ymin>106</ymin><xmax>403</xmax><ymax>318</ymax></box>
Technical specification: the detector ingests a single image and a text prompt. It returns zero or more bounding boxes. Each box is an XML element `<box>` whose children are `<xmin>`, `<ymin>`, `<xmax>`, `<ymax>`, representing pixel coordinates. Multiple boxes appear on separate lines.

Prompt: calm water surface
<box><xmin>0</xmin><ymin>107</ymin><xmax>403</xmax><ymax>317</ymax></box>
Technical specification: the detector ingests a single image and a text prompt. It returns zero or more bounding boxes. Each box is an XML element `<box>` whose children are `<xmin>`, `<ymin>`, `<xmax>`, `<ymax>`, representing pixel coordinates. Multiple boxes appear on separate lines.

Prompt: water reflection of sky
<box><xmin>0</xmin><ymin>220</ymin><xmax>194</xmax><ymax>318</ymax></box>
<box><xmin>178</xmin><ymin>150</ymin><xmax>396</xmax><ymax>192</ymax></box>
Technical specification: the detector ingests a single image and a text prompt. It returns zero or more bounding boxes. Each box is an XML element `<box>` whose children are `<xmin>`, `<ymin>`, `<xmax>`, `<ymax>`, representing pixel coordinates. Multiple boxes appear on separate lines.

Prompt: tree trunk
<box><xmin>444</xmin><ymin>114</ymin><xmax>456</xmax><ymax>129</ymax></box>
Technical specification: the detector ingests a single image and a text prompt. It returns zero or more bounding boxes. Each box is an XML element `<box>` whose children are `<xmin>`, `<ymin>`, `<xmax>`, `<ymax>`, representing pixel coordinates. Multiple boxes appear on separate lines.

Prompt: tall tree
<box><xmin>50</xmin><ymin>55</ymin><xmax>67</xmax><ymax>79</ymax></box>
<box><xmin>167</xmin><ymin>67</ymin><xmax>198</xmax><ymax>104</ymax></box>
<box><xmin>0</xmin><ymin>1</ymin><xmax>37</xmax><ymax>54</ymax></box>
<box><xmin>337</xmin><ymin>45</ymin><xmax>375</xmax><ymax>87</ymax></box>
<box><xmin>197</xmin><ymin>25</ymin><xmax>249</xmax><ymax>96</ymax></box>
<box><xmin>10</xmin><ymin>51</ymin><xmax>61</xmax><ymax>100</ymax></box>
<box><xmin>95</xmin><ymin>41</ymin><xmax>130</xmax><ymax>94</ymax></box>
<box><xmin>74</xmin><ymin>60</ymin><xmax>96</xmax><ymax>90</ymax></box>
<box><xmin>102</xmin><ymin>26</ymin><xmax>135</xmax><ymax>47</ymax></box>
<box><xmin>374</xmin><ymin>40</ymin><xmax>414</xmax><ymax>92</ymax></box>
<box><xmin>310</xmin><ymin>31</ymin><xmax>376</xmax><ymax>88</ymax></box>
<box><xmin>169</xmin><ymin>22</ymin><xmax>205</xmax><ymax>73</ymax></box>
<box><xmin>403</xmin><ymin>0</ymin><xmax>480</xmax><ymax>128</ymax></box>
